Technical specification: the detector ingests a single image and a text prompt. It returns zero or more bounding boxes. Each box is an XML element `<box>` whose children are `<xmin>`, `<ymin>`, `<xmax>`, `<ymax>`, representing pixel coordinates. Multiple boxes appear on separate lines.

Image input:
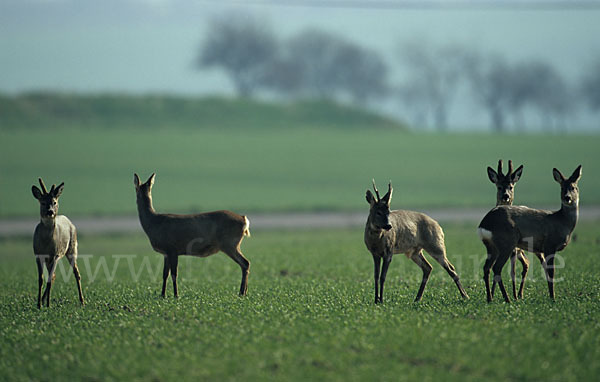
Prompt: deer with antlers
<box><xmin>32</xmin><ymin>178</ymin><xmax>85</xmax><ymax>308</ymax></box>
<box><xmin>364</xmin><ymin>180</ymin><xmax>469</xmax><ymax>303</ymax></box>
<box><xmin>486</xmin><ymin>159</ymin><xmax>533</xmax><ymax>299</ymax></box>
<box><xmin>478</xmin><ymin>165</ymin><xmax>582</xmax><ymax>302</ymax></box>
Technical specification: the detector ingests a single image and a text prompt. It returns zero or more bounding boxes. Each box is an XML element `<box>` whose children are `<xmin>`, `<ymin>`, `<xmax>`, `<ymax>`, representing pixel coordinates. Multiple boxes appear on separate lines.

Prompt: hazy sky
<box><xmin>1</xmin><ymin>0</ymin><xmax>599</xmax><ymax>128</ymax></box>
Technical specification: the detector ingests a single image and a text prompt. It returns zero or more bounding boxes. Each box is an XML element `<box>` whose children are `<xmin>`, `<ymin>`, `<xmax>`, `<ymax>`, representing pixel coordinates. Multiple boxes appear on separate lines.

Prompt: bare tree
<box><xmin>581</xmin><ymin>57</ymin><xmax>600</xmax><ymax>115</ymax></box>
<box><xmin>397</xmin><ymin>42</ymin><xmax>467</xmax><ymax>131</ymax></box>
<box><xmin>397</xmin><ymin>81</ymin><xmax>429</xmax><ymax>128</ymax></box>
<box><xmin>504</xmin><ymin>61</ymin><xmax>536</xmax><ymax>129</ymax></box>
<box><xmin>197</xmin><ymin>13</ymin><xmax>278</xmax><ymax>97</ymax></box>
<box><xmin>286</xmin><ymin>29</ymin><xmax>342</xmax><ymax>99</ymax></box>
<box><xmin>464</xmin><ymin>52</ymin><xmax>513</xmax><ymax>132</ymax></box>
<box><xmin>283</xmin><ymin>29</ymin><xmax>388</xmax><ymax>104</ymax></box>
<box><xmin>334</xmin><ymin>43</ymin><xmax>389</xmax><ymax>105</ymax></box>
<box><xmin>523</xmin><ymin>61</ymin><xmax>572</xmax><ymax>132</ymax></box>
<box><xmin>466</xmin><ymin>51</ymin><xmax>572</xmax><ymax>132</ymax></box>
<box><xmin>260</xmin><ymin>57</ymin><xmax>305</xmax><ymax>99</ymax></box>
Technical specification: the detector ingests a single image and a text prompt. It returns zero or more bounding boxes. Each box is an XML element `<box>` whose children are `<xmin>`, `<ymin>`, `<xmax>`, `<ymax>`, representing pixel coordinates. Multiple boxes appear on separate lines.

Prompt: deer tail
<box><xmin>242</xmin><ymin>215</ymin><xmax>251</xmax><ymax>237</ymax></box>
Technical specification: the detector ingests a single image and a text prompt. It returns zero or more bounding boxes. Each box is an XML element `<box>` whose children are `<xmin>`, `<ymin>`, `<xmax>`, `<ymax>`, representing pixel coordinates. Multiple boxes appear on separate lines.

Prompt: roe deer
<box><xmin>364</xmin><ymin>180</ymin><xmax>469</xmax><ymax>303</ymax></box>
<box><xmin>32</xmin><ymin>178</ymin><xmax>85</xmax><ymax>308</ymax></box>
<box><xmin>478</xmin><ymin>165</ymin><xmax>582</xmax><ymax>303</ymax></box>
<box><xmin>134</xmin><ymin>173</ymin><xmax>251</xmax><ymax>297</ymax></box>
<box><xmin>487</xmin><ymin>159</ymin><xmax>532</xmax><ymax>299</ymax></box>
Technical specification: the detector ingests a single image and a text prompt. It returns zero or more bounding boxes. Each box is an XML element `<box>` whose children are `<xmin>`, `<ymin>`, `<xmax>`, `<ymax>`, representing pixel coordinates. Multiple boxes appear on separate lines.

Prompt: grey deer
<box><xmin>32</xmin><ymin>178</ymin><xmax>85</xmax><ymax>308</ymax></box>
<box><xmin>134</xmin><ymin>173</ymin><xmax>251</xmax><ymax>297</ymax></box>
<box><xmin>364</xmin><ymin>180</ymin><xmax>469</xmax><ymax>303</ymax></box>
<box><xmin>487</xmin><ymin>159</ymin><xmax>532</xmax><ymax>299</ymax></box>
<box><xmin>478</xmin><ymin>165</ymin><xmax>582</xmax><ymax>303</ymax></box>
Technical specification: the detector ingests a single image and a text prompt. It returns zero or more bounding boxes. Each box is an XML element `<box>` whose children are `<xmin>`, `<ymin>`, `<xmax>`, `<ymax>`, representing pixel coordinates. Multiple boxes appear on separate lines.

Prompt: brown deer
<box><xmin>487</xmin><ymin>159</ymin><xmax>530</xmax><ymax>299</ymax></box>
<box><xmin>478</xmin><ymin>165</ymin><xmax>582</xmax><ymax>303</ymax></box>
<box><xmin>364</xmin><ymin>180</ymin><xmax>469</xmax><ymax>303</ymax></box>
<box><xmin>32</xmin><ymin>178</ymin><xmax>85</xmax><ymax>308</ymax></box>
<box><xmin>134</xmin><ymin>173</ymin><xmax>251</xmax><ymax>298</ymax></box>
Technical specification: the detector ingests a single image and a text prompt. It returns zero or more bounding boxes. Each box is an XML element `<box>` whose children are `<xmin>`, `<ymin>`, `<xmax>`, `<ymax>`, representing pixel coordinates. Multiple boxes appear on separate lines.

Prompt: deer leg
<box><xmin>516</xmin><ymin>250</ymin><xmax>529</xmax><ymax>299</ymax></box>
<box><xmin>379</xmin><ymin>255</ymin><xmax>392</xmax><ymax>303</ymax></box>
<box><xmin>372</xmin><ymin>254</ymin><xmax>381</xmax><ymax>304</ymax></box>
<box><xmin>36</xmin><ymin>255</ymin><xmax>44</xmax><ymax>309</ymax></box>
<box><xmin>482</xmin><ymin>242</ymin><xmax>496</xmax><ymax>303</ymax></box>
<box><xmin>510</xmin><ymin>251</ymin><xmax>517</xmax><ymax>300</ymax></box>
<box><xmin>492</xmin><ymin>250</ymin><xmax>512</xmax><ymax>303</ymax></box>
<box><xmin>73</xmin><ymin>263</ymin><xmax>85</xmax><ymax>306</ymax></box>
<box><xmin>427</xmin><ymin>247</ymin><xmax>469</xmax><ymax>299</ymax></box>
<box><xmin>43</xmin><ymin>259</ymin><xmax>58</xmax><ymax>307</ymax></box>
<box><xmin>544</xmin><ymin>253</ymin><xmax>557</xmax><ymax>300</ymax></box>
<box><xmin>169</xmin><ymin>255</ymin><xmax>179</xmax><ymax>298</ymax></box>
<box><xmin>538</xmin><ymin>252</ymin><xmax>554</xmax><ymax>297</ymax></box>
<box><xmin>66</xmin><ymin>254</ymin><xmax>85</xmax><ymax>306</ymax></box>
<box><xmin>409</xmin><ymin>250</ymin><xmax>432</xmax><ymax>302</ymax></box>
<box><xmin>224</xmin><ymin>247</ymin><xmax>250</xmax><ymax>296</ymax></box>
<box><xmin>161</xmin><ymin>256</ymin><xmax>170</xmax><ymax>298</ymax></box>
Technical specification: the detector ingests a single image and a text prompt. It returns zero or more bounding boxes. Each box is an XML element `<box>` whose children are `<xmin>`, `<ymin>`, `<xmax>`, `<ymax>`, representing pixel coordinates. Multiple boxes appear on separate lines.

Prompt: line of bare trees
<box><xmin>197</xmin><ymin>13</ymin><xmax>600</xmax><ymax>132</ymax></box>
<box><xmin>198</xmin><ymin>13</ymin><xmax>387</xmax><ymax>105</ymax></box>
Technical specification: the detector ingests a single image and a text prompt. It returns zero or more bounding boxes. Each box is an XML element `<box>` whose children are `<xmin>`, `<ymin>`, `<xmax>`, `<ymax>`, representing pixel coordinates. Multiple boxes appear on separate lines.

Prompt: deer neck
<box><xmin>136</xmin><ymin>194</ymin><xmax>158</xmax><ymax>229</ymax></box>
<box><xmin>39</xmin><ymin>216</ymin><xmax>56</xmax><ymax>232</ymax></box>
<box><xmin>556</xmin><ymin>202</ymin><xmax>578</xmax><ymax>230</ymax></box>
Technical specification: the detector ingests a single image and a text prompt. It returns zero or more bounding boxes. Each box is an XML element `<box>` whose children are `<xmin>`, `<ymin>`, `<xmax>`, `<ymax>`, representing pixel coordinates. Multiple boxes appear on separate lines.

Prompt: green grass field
<box><xmin>2</xmin><ymin>96</ymin><xmax>599</xmax><ymax>380</ymax></box>
<box><xmin>1</xmin><ymin>127</ymin><xmax>599</xmax><ymax>217</ymax></box>
<box><xmin>1</xmin><ymin>224</ymin><xmax>599</xmax><ymax>381</ymax></box>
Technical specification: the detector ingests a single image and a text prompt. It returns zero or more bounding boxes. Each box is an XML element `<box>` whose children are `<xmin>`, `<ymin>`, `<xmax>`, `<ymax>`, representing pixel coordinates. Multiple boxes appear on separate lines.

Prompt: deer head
<box><xmin>365</xmin><ymin>180</ymin><xmax>393</xmax><ymax>231</ymax></box>
<box><xmin>32</xmin><ymin>178</ymin><xmax>64</xmax><ymax>220</ymax></box>
<box><xmin>134</xmin><ymin>173</ymin><xmax>155</xmax><ymax>197</ymax></box>
<box><xmin>487</xmin><ymin>159</ymin><xmax>523</xmax><ymax>205</ymax></box>
<box><xmin>553</xmin><ymin>165</ymin><xmax>582</xmax><ymax>208</ymax></box>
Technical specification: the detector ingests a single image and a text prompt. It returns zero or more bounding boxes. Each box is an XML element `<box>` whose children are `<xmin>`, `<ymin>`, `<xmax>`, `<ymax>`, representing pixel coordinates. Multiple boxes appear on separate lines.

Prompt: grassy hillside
<box><xmin>1</xmin><ymin>224</ymin><xmax>599</xmax><ymax>380</ymax></box>
<box><xmin>0</xmin><ymin>94</ymin><xmax>598</xmax><ymax>217</ymax></box>
<box><xmin>1</xmin><ymin>127</ymin><xmax>599</xmax><ymax>217</ymax></box>
<box><xmin>0</xmin><ymin>93</ymin><xmax>404</xmax><ymax>130</ymax></box>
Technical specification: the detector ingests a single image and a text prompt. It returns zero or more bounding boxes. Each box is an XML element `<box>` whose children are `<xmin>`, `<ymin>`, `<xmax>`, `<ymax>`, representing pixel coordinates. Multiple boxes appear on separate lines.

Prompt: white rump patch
<box><xmin>477</xmin><ymin>227</ymin><xmax>493</xmax><ymax>241</ymax></box>
<box><xmin>243</xmin><ymin>216</ymin><xmax>251</xmax><ymax>237</ymax></box>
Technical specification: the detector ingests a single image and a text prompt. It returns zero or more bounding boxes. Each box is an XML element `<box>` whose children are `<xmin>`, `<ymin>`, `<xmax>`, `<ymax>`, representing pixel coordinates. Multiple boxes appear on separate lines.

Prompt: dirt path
<box><xmin>2</xmin><ymin>207</ymin><xmax>599</xmax><ymax>237</ymax></box>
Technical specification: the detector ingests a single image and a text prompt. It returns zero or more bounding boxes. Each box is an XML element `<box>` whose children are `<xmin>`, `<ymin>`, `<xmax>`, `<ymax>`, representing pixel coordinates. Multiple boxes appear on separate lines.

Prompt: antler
<box><xmin>372</xmin><ymin>179</ymin><xmax>381</xmax><ymax>201</ymax></box>
<box><xmin>508</xmin><ymin>160</ymin><xmax>513</xmax><ymax>176</ymax></box>
<box><xmin>497</xmin><ymin>160</ymin><xmax>504</xmax><ymax>176</ymax></box>
<box><xmin>38</xmin><ymin>178</ymin><xmax>48</xmax><ymax>194</ymax></box>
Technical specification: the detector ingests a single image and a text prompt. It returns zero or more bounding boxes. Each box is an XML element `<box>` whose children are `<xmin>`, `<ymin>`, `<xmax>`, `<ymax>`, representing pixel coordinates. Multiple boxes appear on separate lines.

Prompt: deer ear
<box><xmin>32</xmin><ymin>186</ymin><xmax>43</xmax><ymax>200</ymax></box>
<box><xmin>511</xmin><ymin>165</ymin><xmax>523</xmax><ymax>183</ymax></box>
<box><xmin>134</xmin><ymin>173</ymin><xmax>141</xmax><ymax>190</ymax></box>
<box><xmin>568</xmin><ymin>165</ymin><xmax>582</xmax><ymax>183</ymax></box>
<box><xmin>487</xmin><ymin>167</ymin><xmax>498</xmax><ymax>184</ymax></box>
<box><xmin>553</xmin><ymin>168</ymin><xmax>565</xmax><ymax>184</ymax></box>
<box><xmin>53</xmin><ymin>182</ymin><xmax>64</xmax><ymax>198</ymax></box>
<box><xmin>366</xmin><ymin>190</ymin><xmax>376</xmax><ymax>206</ymax></box>
<box><xmin>146</xmin><ymin>173</ymin><xmax>155</xmax><ymax>188</ymax></box>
